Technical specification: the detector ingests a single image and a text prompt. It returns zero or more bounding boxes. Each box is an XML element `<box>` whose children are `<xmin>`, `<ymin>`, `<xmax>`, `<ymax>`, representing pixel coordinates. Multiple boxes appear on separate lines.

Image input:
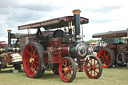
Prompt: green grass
<box><xmin>0</xmin><ymin>66</ymin><xmax>128</xmax><ymax>85</ymax></box>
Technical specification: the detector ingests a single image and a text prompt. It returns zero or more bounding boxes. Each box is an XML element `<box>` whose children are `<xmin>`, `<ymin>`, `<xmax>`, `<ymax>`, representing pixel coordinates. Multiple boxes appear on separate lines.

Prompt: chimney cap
<box><xmin>72</xmin><ymin>9</ymin><xmax>81</xmax><ymax>14</ymax></box>
<box><xmin>7</xmin><ymin>30</ymin><xmax>12</xmax><ymax>32</ymax></box>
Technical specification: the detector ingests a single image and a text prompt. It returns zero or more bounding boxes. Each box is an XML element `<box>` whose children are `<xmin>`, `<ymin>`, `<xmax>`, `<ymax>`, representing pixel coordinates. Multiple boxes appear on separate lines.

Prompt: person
<box><xmin>88</xmin><ymin>47</ymin><xmax>91</xmax><ymax>55</ymax></box>
<box><xmin>91</xmin><ymin>47</ymin><xmax>94</xmax><ymax>55</ymax></box>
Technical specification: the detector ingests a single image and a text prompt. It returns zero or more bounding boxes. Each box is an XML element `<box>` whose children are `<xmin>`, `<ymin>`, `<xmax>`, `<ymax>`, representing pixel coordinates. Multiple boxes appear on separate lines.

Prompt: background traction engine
<box><xmin>0</xmin><ymin>30</ymin><xmax>22</xmax><ymax>72</ymax></box>
<box><xmin>92</xmin><ymin>29</ymin><xmax>128</xmax><ymax>68</ymax></box>
<box><xmin>19</xmin><ymin>9</ymin><xmax>103</xmax><ymax>82</ymax></box>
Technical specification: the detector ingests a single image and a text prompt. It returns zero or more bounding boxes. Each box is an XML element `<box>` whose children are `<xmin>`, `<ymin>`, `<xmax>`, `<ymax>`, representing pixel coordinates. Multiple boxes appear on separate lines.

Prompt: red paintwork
<box><xmin>45</xmin><ymin>38</ymin><xmax>70</xmax><ymax>63</ymax></box>
<box><xmin>105</xmin><ymin>44</ymin><xmax>116</xmax><ymax>49</ymax></box>
<box><xmin>18</xmin><ymin>16</ymin><xmax>89</xmax><ymax>30</ymax></box>
<box><xmin>59</xmin><ymin>58</ymin><xmax>74</xmax><ymax>82</ymax></box>
<box><xmin>85</xmin><ymin>57</ymin><xmax>100</xmax><ymax>78</ymax></box>
<box><xmin>0</xmin><ymin>54</ymin><xmax>12</xmax><ymax>64</ymax></box>
<box><xmin>117</xmin><ymin>44</ymin><xmax>126</xmax><ymax>51</ymax></box>
<box><xmin>97</xmin><ymin>49</ymin><xmax>111</xmax><ymax>68</ymax></box>
<box><xmin>23</xmin><ymin>44</ymin><xmax>39</xmax><ymax>77</ymax></box>
<box><xmin>60</xmin><ymin>45</ymin><xmax>69</xmax><ymax>57</ymax></box>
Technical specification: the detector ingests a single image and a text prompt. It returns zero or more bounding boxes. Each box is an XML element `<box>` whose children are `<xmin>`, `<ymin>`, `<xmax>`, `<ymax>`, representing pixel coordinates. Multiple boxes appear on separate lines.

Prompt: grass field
<box><xmin>0</xmin><ymin>66</ymin><xmax>128</xmax><ymax>85</ymax></box>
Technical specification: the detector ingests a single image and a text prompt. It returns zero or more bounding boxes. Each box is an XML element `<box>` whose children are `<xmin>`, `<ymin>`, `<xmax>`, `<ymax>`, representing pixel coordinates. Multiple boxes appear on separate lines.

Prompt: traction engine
<box><xmin>18</xmin><ymin>9</ymin><xmax>102</xmax><ymax>82</ymax></box>
<box><xmin>92</xmin><ymin>29</ymin><xmax>128</xmax><ymax>68</ymax></box>
<box><xmin>0</xmin><ymin>30</ymin><xmax>22</xmax><ymax>72</ymax></box>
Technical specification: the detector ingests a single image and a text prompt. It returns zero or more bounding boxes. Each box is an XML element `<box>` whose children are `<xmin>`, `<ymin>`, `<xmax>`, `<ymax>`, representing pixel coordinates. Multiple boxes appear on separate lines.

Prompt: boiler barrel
<box><xmin>60</xmin><ymin>45</ymin><xmax>70</xmax><ymax>57</ymax></box>
<box><xmin>60</xmin><ymin>43</ymin><xmax>87</xmax><ymax>59</ymax></box>
<box><xmin>0</xmin><ymin>47</ymin><xmax>20</xmax><ymax>54</ymax></box>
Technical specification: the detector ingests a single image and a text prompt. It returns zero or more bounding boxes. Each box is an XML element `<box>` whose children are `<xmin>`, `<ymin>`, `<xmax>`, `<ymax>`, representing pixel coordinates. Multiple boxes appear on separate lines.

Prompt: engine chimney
<box><xmin>7</xmin><ymin>30</ymin><xmax>12</xmax><ymax>46</ymax></box>
<box><xmin>72</xmin><ymin>9</ymin><xmax>81</xmax><ymax>42</ymax></box>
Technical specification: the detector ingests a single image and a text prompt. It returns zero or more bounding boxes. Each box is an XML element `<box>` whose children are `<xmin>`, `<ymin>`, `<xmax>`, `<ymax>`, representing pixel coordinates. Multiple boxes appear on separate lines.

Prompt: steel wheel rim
<box><xmin>85</xmin><ymin>57</ymin><xmax>100</xmax><ymax>78</ymax></box>
<box><xmin>59</xmin><ymin>59</ymin><xmax>74</xmax><ymax>82</ymax></box>
<box><xmin>97</xmin><ymin>49</ymin><xmax>111</xmax><ymax>68</ymax></box>
<box><xmin>23</xmin><ymin>44</ymin><xmax>39</xmax><ymax>77</ymax></box>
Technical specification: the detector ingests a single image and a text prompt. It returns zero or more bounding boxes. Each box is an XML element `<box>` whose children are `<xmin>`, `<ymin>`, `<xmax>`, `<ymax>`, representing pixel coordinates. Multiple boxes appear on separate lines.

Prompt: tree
<box><xmin>84</xmin><ymin>40</ymin><xmax>97</xmax><ymax>44</ymax></box>
<box><xmin>101</xmin><ymin>37</ymin><xmax>114</xmax><ymax>44</ymax></box>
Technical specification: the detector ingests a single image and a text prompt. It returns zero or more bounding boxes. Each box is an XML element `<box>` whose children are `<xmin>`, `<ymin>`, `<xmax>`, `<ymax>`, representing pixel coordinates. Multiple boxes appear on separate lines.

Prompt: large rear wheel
<box><xmin>59</xmin><ymin>57</ymin><xmax>76</xmax><ymax>82</ymax></box>
<box><xmin>85</xmin><ymin>56</ymin><xmax>102</xmax><ymax>79</ymax></box>
<box><xmin>97</xmin><ymin>48</ymin><xmax>115</xmax><ymax>68</ymax></box>
<box><xmin>23</xmin><ymin>42</ymin><xmax>45</xmax><ymax>78</ymax></box>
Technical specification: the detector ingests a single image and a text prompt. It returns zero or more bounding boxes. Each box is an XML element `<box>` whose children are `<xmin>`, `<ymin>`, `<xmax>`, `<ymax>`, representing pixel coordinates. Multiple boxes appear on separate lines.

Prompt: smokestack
<box><xmin>72</xmin><ymin>9</ymin><xmax>81</xmax><ymax>42</ymax></box>
<box><xmin>7</xmin><ymin>30</ymin><xmax>12</xmax><ymax>46</ymax></box>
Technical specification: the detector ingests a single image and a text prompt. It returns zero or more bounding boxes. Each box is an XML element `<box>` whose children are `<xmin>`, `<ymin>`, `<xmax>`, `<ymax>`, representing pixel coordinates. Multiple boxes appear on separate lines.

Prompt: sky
<box><xmin>0</xmin><ymin>0</ymin><xmax>128</xmax><ymax>42</ymax></box>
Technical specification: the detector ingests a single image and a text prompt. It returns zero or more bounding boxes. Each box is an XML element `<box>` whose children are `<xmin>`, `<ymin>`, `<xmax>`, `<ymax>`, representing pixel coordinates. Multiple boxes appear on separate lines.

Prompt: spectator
<box><xmin>88</xmin><ymin>47</ymin><xmax>91</xmax><ymax>55</ymax></box>
<box><xmin>91</xmin><ymin>47</ymin><xmax>94</xmax><ymax>55</ymax></box>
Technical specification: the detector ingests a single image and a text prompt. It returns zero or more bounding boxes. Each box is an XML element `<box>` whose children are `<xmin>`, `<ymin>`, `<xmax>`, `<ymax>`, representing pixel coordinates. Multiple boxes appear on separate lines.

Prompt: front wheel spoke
<box><xmin>90</xmin><ymin>70</ymin><xmax>92</xmax><ymax>75</ymax></box>
<box><xmin>62</xmin><ymin>72</ymin><xmax>67</xmax><ymax>78</ymax></box>
<box><xmin>68</xmin><ymin>65</ymin><xmax>73</xmax><ymax>69</ymax></box>
<box><xmin>94</xmin><ymin>59</ymin><xmax>95</xmax><ymax>66</ymax></box>
<box><xmin>64</xmin><ymin>74</ymin><xmax>67</xmax><ymax>78</ymax></box>
<box><xmin>85</xmin><ymin>65</ymin><xmax>92</xmax><ymax>69</ymax></box>
<box><xmin>94</xmin><ymin>70</ymin><xmax>99</xmax><ymax>74</ymax></box>
<box><xmin>88</xmin><ymin>61</ymin><xmax>92</xmax><ymax>66</ymax></box>
<box><xmin>28</xmin><ymin>68</ymin><xmax>32</xmax><ymax>73</ymax></box>
<box><xmin>87</xmin><ymin>69</ymin><xmax>92</xmax><ymax>73</ymax></box>
<box><xmin>65</xmin><ymin>61</ymin><xmax>68</xmax><ymax>66</ymax></box>
<box><xmin>94</xmin><ymin>70</ymin><xmax>95</xmax><ymax>76</ymax></box>
<box><xmin>96</xmin><ymin>66</ymin><xmax>99</xmax><ymax>69</ymax></box>
<box><xmin>68</xmin><ymin>71</ymin><xmax>72</xmax><ymax>78</ymax></box>
<box><xmin>68</xmin><ymin>62</ymin><xmax>71</xmax><ymax>66</ymax></box>
<box><xmin>91</xmin><ymin>59</ymin><xmax>92</xmax><ymax>65</ymax></box>
<box><xmin>94</xmin><ymin>62</ymin><xmax>99</xmax><ymax>66</ymax></box>
<box><xmin>62</xmin><ymin>63</ymin><xmax>67</xmax><ymax>67</ymax></box>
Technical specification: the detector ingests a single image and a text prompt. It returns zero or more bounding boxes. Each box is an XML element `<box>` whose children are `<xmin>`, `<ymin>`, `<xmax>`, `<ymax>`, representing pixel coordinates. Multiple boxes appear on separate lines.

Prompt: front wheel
<box><xmin>59</xmin><ymin>57</ymin><xmax>76</xmax><ymax>83</ymax></box>
<box><xmin>85</xmin><ymin>56</ymin><xmax>102</xmax><ymax>79</ymax></box>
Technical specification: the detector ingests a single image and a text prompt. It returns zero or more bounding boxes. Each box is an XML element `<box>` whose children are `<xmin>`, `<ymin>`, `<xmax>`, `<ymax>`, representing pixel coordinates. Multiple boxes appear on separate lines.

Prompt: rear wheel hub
<box><xmin>29</xmin><ymin>58</ymin><xmax>34</xmax><ymax>63</ymax></box>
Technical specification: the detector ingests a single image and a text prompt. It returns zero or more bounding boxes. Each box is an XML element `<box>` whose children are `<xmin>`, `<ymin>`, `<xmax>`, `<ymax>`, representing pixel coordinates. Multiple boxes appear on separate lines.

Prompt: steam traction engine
<box><xmin>92</xmin><ymin>29</ymin><xmax>128</xmax><ymax>68</ymax></box>
<box><xmin>18</xmin><ymin>10</ymin><xmax>102</xmax><ymax>82</ymax></box>
<box><xmin>0</xmin><ymin>30</ymin><xmax>22</xmax><ymax>72</ymax></box>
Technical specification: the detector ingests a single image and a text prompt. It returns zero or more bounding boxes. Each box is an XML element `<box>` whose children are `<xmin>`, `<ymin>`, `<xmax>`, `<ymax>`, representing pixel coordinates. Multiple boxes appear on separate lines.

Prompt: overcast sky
<box><xmin>0</xmin><ymin>0</ymin><xmax>128</xmax><ymax>42</ymax></box>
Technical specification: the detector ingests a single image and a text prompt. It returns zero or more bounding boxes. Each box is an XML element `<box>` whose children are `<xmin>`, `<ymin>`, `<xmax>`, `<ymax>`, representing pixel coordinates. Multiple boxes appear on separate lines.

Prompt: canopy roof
<box><xmin>92</xmin><ymin>29</ymin><xmax>128</xmax><ymax>38</ymax></box>
<box><xmin>18</xmin><ymin>16</ymin><xmax>89</xmax><ymax>30</ymax></box>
